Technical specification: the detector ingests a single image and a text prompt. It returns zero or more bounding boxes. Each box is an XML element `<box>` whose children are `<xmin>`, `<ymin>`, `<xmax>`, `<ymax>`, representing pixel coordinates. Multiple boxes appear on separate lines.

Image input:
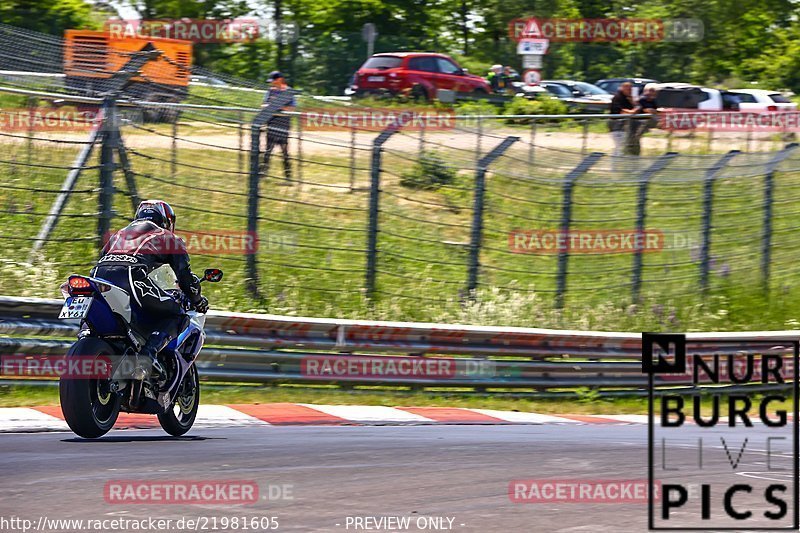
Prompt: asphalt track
<box><xmin>0</xmin><ymin>421</ymin><xmax>794</xmax><ymax>533</ymax></box>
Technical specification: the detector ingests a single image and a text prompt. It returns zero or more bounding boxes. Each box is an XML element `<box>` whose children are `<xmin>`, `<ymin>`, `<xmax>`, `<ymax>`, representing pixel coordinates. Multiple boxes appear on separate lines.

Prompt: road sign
<box><xmin>517</xmin><ymin>38</ymin><xmax>549</xmax><ymax>55</ymax></box>
<box><xmin>522</xmin><ymin>55</ymin><xmax>542</xmax><ymax>69</ymax></box>
<box><xmin>522</xmin><ymin>69</ymin><xmax>541</xmax><ymax>85</ymax></box>
<box><xmin>362</xmin><ymin>23</ymin><xmax>378</xmax><ymax>57</ymax></box>
<box><xmin>362</xmin><ymin>23</ymin><xmax>377</xmax><ymax>41</ymax></box>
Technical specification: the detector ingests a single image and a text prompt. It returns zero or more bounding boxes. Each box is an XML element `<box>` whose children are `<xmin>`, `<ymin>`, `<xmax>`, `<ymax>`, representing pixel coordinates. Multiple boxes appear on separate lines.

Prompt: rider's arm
<box><xmin>161</xmin><ymin>233</ymin><xmax>202</xmax><ymax>304</ymax></box>
<box><xmin>173</xmin><ymin>253</ymin><xmax>202</xmax><ymax>304</ymax></box>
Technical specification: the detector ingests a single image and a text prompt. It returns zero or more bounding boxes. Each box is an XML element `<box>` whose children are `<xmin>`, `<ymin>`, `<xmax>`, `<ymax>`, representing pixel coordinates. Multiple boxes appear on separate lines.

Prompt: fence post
<box><xmin>555</xmin><ymin>152</ymin><xmax>604</xmax><ymax>309</ymax></box>
<box><xmin>97</xmin><ymin>97</ymin><xmax>117</xmax><ymax>251</ymax></box>
<box><xmin>476</xmin><ymin>116</ymin><xmax>483</xmax><ymax>167</ymax></box>
<box><xmin>365</xmin><ymin>126</ymin><xmax>398</xmax><ymax>299</ymax></box>
<box><xmin>624</xmin><ymin>116</ymin><xmax>632</xmax><ymax>155</ymax></box>
<box><xmin>761</xmin><ymin>143</ymin><xmax>798</xmax><ymax>291</ymax></box>
<box><xmin>581</xmin><ymin>119</ymin><xmax>589</xmax><ymax>156</ymax></box>
<box><xmin>295</xmin><ymin>109</ymin><xmax>303</xmax><ymax>184</ymax></box>
<box><xmin>466</xmin><ymin>136</ymin><xmax>519</xmax><ymax>295</ymax></box>
<box><xmin>26</xmin><ymin>96</ymin><xmax>35</xmax><ymax>164</ymax></box>
<box><xmin>171</xmin><ymin>114</ymin><xmax>178</xmax><ymax>179</ymax></box>
<box><xmin>699</xmin><ymin>150</ymin><xmax>740</xmax><ymax>292</ymax></box>
<box><xmin>349</xmin><ymin>124</ymin><xmax>357</xmax><ymax>192</ymax></box>
<box><xmin>631</xmin><ymin>153</ymin><xmax>677</xmax><ymax>303</ymax></box>
<box><xmin>246</xmin><ymin>91</ymin><xmax>296</xmax><ymax>297</ymax></box>
<box><xmin>238</xmin><ymin>111</ymin><xmax>244</xmax><ymax>174</ymax></box>
<box><xmin>114</xmin><ymin>117</ymin><xmax>141</xmax><ymax>213</ymax></box>
<box><xmin>528</xmin><ymin>118</ymin><xmax>537</xmax><ymax>167</ymax></box>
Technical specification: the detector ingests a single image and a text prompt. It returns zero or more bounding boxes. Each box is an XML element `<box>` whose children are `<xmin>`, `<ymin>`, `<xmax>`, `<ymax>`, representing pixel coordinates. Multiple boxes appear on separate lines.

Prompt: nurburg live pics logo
<box><xmin>643</xmin><ymin>332</ymin><xmax>799</xmax><ymax>530</ymax></box>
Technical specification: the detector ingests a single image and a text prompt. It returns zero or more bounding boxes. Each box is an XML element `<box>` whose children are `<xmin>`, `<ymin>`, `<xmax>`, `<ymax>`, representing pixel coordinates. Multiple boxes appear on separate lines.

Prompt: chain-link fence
<box><xmin>2</xmin><ymin>22</ymin><xmax>800</xmax><ymax>320</ymax></box>
<box><xmin>4</xmin><ymin>86</ymin><xmax>800</xmax><ymax>318</ymax></box>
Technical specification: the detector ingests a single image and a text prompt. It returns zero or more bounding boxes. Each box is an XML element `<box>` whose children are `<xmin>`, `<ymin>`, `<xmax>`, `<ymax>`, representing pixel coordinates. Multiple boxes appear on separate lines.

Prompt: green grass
<box><xmin>2</xmin><ymin>117</ymin><xmax>800</xmax><ymax>334</ymax></box>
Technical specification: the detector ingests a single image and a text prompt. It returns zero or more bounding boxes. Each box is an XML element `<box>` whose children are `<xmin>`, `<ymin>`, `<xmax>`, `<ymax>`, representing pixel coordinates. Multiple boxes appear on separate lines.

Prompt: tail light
<box><xmin>768</xmin><ymin>105</ymin><xmax>778</xmax><ymax>111</ymax></box>
<box><xmin>68</xmin><ymin>276</ymin><xmax>93</xmax><ymax>295</ymax></box>
<box><xmin>63</xmin><ymin>276</ymin><xmax>111</xmax><ymax>297</ymax></box>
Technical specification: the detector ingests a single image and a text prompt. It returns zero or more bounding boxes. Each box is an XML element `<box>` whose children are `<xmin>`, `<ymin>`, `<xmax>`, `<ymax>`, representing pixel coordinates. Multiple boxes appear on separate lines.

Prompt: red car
<box><xmin>350</xmin><ymin>52</ymin><xmax>492</xmax><ymax>100</ymax></box>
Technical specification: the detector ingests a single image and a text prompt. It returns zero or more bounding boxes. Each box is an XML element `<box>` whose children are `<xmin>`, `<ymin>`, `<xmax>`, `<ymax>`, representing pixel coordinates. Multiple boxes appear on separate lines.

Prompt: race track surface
<box><xmin>1</xmin><ymin>422</ymin><xmax>791</xmax><ymax>532</ymax></box>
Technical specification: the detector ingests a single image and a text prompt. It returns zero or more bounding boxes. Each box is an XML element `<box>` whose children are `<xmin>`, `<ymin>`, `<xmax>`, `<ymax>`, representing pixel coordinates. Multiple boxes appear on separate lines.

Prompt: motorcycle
<box><xmin>57</xmin><ymin>267</ymin><xmax>223</xmax><ymax>438</ymax></box>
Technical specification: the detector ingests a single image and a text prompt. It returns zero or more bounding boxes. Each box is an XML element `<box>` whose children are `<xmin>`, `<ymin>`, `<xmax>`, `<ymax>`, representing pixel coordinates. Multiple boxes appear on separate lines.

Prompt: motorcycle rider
<box><xmin>91</xmin><ymin>200</ymin><xmax>208</xmax><ymax>376</ymax></box>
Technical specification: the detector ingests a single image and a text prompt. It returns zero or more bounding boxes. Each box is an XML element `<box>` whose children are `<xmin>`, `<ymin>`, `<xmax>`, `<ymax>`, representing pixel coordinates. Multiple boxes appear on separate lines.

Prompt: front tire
<box><xmin>60</xmin><ymin>338</ymin><xmax>121</xmax><ymax>438</ymax></box>
<box><xmin>158</xmin><ymin>364</ymin><xmax>200</xmax><ymax>436</ymax></box>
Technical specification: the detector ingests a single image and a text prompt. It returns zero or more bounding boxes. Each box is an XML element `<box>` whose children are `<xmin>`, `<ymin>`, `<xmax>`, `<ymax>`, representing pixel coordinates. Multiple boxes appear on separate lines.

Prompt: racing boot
<box><xmin>136</xmin><ymin>330</ymin><xmax>171</xmax><ymax>379</ymax></box>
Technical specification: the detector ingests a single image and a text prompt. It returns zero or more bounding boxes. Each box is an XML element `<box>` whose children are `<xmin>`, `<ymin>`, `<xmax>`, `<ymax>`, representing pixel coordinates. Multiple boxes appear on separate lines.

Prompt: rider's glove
<box><xmin>193</xmin><ymin>296</ymin><xmax>209</xmax><ymax>314</ymax></box>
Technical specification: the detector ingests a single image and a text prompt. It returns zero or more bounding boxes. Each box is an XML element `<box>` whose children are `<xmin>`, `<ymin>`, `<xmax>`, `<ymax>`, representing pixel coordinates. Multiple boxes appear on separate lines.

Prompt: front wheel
<box><xmin>158</xmin><ymin>364</ymin><xmax>200</xmax><ymax>436</ymax></box>
<box><xmin>60</xmin><ymin>338</ymin><xmax>121</xmax><ymax>438</ymax></box>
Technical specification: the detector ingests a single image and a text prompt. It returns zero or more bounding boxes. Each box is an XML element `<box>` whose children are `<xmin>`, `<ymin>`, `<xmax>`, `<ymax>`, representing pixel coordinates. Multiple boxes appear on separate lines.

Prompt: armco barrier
<box><xmin>0</xmin><ymin>296</ymin><xmax>795</xmax><ymax>394</ymax></box>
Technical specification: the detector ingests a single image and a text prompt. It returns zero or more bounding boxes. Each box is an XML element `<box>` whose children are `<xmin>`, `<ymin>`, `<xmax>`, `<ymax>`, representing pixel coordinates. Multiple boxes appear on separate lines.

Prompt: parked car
<box><xmin>349</xmin><ymin>52</ymin><xmax>492</xmax><ymax>101</ymax></box>
<box><xmin>726</xmin><ymin>89</ymin><xmax>797</xmax><ymax>112</ymax></box>
<box><xmin>539</xmin><ymin>80</ymin><xmax>612</xmax><ymax>113</ymax></box>
<box><xmin>596</xmin><ymin>77</ymin><xmax>658</xmax><ymax>99</ymax></box>
<box><xmin>654</xmin><ymin>83</ymin><xmax>740</xmax><ymax>111</ymax></box>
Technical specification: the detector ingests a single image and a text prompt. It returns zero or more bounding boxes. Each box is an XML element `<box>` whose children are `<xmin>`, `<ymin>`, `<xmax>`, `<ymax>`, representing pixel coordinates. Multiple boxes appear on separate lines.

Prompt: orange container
<box><xmin>64</xmin><ymin>30</ymin><xmax>192</xmax><ymax>89</ymax></box>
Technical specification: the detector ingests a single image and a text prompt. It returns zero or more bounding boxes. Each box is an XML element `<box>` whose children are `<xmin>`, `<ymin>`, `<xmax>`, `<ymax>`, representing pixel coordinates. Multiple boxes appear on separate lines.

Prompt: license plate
<box><xmin>367</xmin><ymin>76</ymin><xmax>385</xmax><ymax>82</ymax></box>
<box><xmin>58</xmin><ymin>297</ymin><xmax>93</xmax><ymax>319</ymax></box>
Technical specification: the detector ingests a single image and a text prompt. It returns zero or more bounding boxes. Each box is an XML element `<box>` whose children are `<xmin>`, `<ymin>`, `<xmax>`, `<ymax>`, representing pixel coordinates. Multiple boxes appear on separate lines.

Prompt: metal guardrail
<box><xmin>0</xmin><ymin>297</ymin><xmax>796</xmax><ymax>394</ymax></box>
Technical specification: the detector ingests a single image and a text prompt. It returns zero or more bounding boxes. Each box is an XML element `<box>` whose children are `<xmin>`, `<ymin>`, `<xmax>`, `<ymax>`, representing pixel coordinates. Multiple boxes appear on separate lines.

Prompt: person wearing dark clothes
<box><xmin>608</xmin><ymin>82</ymin><xmax>637</xmax><ymax>156</ymax></box>
<box><xmin>487</xmin><ymin>64</ymin><xmax>504</xmax><ymax>93</ymax></box>
<box><xmin>91</xmin><ymin>200</ymin><xmax>208</xmax><ymax>377</ymax></box>
<box><xmin>637</xmin><ymin>84</ymin><xmax>658</xmax><ymax>114</ymax></box>
<box><xmin>260</xmin><ymin>71</ymin><xmax>297</xmax><ymax>184</ymax></box>
<box><xmin>627</xmin><ymin>83</ymin><xmax>659</xmax><ymax>155</ymax></box>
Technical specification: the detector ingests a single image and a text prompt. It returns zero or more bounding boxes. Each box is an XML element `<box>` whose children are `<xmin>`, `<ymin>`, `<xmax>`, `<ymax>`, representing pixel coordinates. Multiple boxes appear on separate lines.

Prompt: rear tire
<box><xmin>60</xmin><ymin>338</ymin><xmax>120</xmax><ymax>438</ymax></box>
<box><xmin>158</xmin><ymin>364</ymin><xmax>200</xmax><ymax>436</ymax></box>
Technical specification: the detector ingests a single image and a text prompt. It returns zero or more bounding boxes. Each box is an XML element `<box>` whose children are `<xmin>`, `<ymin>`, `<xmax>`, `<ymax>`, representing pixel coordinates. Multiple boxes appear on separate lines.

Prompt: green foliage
<box><xmin>503</xmin><ymin>96</ymin><xmax>569</xmax><ymax>120</ymax></box>
<box><xmin>453</xmin><ymin>100</ymin><xmax>500</xmax><ymax>115</ymax></box>
<box><xmin>7</xmin><ymin>0</ymin><xmax>800</xmax><ymax>94</ymax></box>
<box><xmin>0</xmin><ymin>0</ymin><xmax>99</xmax><ymax>34</ymax></box>
<box><xmin>400</xmin><ymin>151</ymin><xmax>457</xmax><ymax>190</ymax></box>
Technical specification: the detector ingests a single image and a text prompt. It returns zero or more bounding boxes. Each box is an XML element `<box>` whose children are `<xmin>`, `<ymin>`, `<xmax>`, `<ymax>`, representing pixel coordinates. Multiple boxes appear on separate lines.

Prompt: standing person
<box><xmin>637</xmin><ymin>83</ymin><xmax>659</xmax><ymax>114</ymax></box>
<box><xmin>487</xmin><ymin>64</ymin><xmax>504</xmax><ymax>93</ymax></box>
<box><xmin>503</xmin><ymin>66</ymin><xmax>520</xmax><ymax>95</ymax></box>
<box><xmin>260</xmin><ymin>71</ymin><xmax>296</xmax><ymax>184</ymax></box>
<box><xmin>608</xmin><ymin>82</ymin><xmax>638</xmax><ymax>156</ymax></box>
<box><xmin>628</xmin><ymin>83</ymin><xmax>659</xmax><ymax>156</ymax></box>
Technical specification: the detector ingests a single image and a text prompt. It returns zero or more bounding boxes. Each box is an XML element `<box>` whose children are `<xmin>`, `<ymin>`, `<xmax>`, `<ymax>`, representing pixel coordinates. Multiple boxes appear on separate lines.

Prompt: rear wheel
<box><xmin>157</xmin><ymin>364</ymin><xmax>200</xmax><ymax>436</ymax></box>
<box><xmin>60</xmin><ymin>338</ymin><xmax>120</xmax><ymax>438</ymax></box>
